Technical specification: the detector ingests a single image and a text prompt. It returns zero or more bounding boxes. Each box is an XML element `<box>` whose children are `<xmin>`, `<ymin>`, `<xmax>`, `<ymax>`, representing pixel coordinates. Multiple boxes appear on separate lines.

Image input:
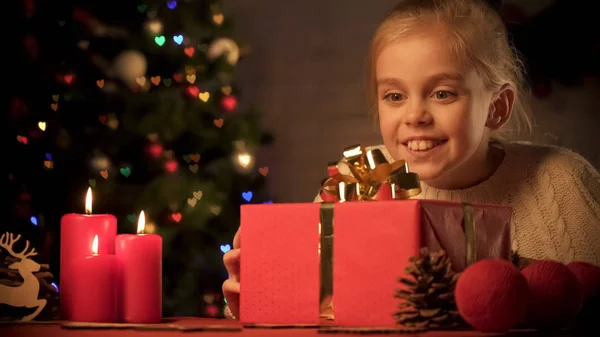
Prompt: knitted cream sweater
<box><xmin>316</xmin><ymin>141</ymin><xmax>600</xmax><ymax>266</ymax></box>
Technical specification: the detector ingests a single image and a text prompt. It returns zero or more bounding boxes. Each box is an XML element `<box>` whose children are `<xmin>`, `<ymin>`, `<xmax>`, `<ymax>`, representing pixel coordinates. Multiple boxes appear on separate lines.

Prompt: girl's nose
<box><xmin>404</xmin><ymin>100</ymin><xmax>433</xmax><ymax>126</ymax></box>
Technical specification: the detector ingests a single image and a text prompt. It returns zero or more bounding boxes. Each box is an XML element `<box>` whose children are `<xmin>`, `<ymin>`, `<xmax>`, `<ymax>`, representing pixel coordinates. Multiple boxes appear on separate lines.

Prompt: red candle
<box><xmin>116</xmin><ymin>211</ymin><xmax>162</xmax><ymax>323</ymax></box>
<box><xmin>60</xmin><ymin>188</ymin><xmax>117</xmax><ymax>320</ymax></box>
<box><xmin>71</xmin><ymin>235</ymin><xmax>118</xmax><ymax>322</ymax></box>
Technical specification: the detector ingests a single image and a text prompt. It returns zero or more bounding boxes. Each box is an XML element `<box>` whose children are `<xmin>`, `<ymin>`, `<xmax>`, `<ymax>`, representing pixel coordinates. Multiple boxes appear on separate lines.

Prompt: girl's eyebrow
<box><xmin>377</xmin><ymin>72</ymin><xmax>465</xmax><ymax>87</ymax></box>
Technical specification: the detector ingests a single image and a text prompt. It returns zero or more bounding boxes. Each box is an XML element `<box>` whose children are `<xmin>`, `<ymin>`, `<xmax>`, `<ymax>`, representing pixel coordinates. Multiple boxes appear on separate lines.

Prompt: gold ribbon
<box><xmin>320</xmin><ymin>145</ymin><xmax>422</xmax><ymax>201</ymax></box>
<box><xmin>319</xmin><ymin>203</ymin><xmax>334</xmax><ymax>319</ymax></box>
<box><xmin>462</xmin><ymin>202</ymin><xmax>477</xmax><ymax>267</ymax></box>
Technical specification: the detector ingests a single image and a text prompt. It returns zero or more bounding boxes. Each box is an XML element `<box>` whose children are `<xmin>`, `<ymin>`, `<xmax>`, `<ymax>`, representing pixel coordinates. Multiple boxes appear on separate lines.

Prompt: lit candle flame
<box><xmin>85</xmin><ymin>187</ymin><xmax>92</xmax><ymax>214</ymax></box>
<box><xmin>92</xmin><ymin>235</ymin><xmax>99</xmax><ymax>255</ymax></box>
<box><xmin>137</xmin><ymin>210</ymin><xmax>146</xmax><ymax>234</ymax></box>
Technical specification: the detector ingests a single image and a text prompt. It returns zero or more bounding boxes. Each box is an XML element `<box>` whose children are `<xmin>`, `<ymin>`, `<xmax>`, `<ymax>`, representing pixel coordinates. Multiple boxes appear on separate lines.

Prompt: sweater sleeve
<box><xmin>545</xmin><ymin>148</ymin><xmax>600</xmax><ymax>266</ymax></box>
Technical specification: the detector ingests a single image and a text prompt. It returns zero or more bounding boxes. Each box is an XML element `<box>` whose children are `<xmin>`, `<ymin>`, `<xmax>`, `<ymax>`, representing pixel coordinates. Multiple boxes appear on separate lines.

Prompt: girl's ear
<box><xmin>486</xmin><ymin>84</ymin><xmax>515</xmax><ymax>130</ymax></box>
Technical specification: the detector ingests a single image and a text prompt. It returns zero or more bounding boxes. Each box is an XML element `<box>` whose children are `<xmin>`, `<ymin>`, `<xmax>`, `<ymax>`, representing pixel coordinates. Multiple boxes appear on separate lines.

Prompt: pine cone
<box><xmin>509</xmin><ymin>250</ymin><xmax>536</xmax><ymax>271</ymax></box>
<box><xmin>393</xmin><ymin>247</ymin><xmax>466</xmax><ymax>330</ymax></box>
<box><xmin>0</xmin><ymin>252</ymin><xmax>60</xmax><ymax>321</ymax></box>
<box><xmin>510</xmin><ymin>250</ymin><xmax>521</xmax><ymax>268</ymax></box>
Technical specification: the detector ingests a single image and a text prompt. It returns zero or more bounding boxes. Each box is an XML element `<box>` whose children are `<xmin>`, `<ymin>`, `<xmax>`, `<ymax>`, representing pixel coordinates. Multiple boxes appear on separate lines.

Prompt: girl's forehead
<box><xmin>376</xmin><ymin>36</ymin><xmax>466</xmax><ymax>75</ymax></box>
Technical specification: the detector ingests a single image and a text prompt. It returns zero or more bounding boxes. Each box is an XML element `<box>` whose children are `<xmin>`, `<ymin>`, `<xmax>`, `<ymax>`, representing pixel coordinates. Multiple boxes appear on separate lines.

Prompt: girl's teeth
<box><xmin>407</xmin><ymin>140</ymin><xmax>440</xmax><ymax>151</ymax></box>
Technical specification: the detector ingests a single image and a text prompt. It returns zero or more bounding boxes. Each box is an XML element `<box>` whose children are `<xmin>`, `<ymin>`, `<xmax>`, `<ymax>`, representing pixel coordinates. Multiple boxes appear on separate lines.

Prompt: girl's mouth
<box><xmin>405</xmin><ymin>139</ymin><xmax>448</xmax><ymax>152</ymax></box>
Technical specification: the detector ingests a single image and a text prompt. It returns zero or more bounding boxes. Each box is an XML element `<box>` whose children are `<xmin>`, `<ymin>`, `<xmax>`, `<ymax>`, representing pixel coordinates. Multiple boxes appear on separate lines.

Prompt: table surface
<box><xmin>0</xmin><ymin>317</ymin><xmax>592</xmax><ymax>337</ymax></box>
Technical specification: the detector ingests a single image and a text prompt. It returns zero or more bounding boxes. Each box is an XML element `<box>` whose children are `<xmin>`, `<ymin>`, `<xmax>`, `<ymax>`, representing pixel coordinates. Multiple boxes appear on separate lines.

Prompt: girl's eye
<box><xmin>433</xmin><ymin>91</ymin><xmax>455</xmax><ymax>100</ymax></box>
<box><xmin>384</xmin><ymin>93</ymin><xmax>403</xmax><ymax>102</ymax></box>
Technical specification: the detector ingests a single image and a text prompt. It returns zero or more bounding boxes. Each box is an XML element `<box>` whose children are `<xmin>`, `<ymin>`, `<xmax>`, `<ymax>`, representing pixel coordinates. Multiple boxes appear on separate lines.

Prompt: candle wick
<box><xmin>86</xmin><ymin>210</ymin><xmax>91</xmax><ymax>215</ymax></box>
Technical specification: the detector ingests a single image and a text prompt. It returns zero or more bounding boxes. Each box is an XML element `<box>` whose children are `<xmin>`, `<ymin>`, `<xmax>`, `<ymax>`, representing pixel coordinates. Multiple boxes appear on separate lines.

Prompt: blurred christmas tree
<box><xmin>10</xmin><ymin>0</ymin><xmax>273</xmax><ymax>317</ymax></box>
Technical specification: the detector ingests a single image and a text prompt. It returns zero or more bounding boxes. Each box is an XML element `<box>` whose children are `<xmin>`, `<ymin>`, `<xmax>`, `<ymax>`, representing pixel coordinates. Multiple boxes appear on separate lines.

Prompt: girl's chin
<box><xmin>407</xmin><ymin>167</ymin><xmax>445</xmax><ymax>184</ymax></box>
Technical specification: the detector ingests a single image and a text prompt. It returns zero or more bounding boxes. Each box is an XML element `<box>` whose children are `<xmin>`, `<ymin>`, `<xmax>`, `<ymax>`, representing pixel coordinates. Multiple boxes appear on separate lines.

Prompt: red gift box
<box><xmin>240</xmin><ymin>203</ymin><xmax>322</xmax><ymax>325</ymax></box>
<box><xmin>239</xmin><ymin>199</ymin><xmax>511</xmax><ymax>326</ymax></box>
<box><xmin>332</xmin><ymin>199</ymin><xmax>511</xmax><ymax>327</ymax></box>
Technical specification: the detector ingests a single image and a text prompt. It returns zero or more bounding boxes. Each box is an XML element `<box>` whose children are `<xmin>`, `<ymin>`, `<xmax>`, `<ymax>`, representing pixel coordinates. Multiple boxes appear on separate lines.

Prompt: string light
<box><xmin>242</xmin><ymin>191</ymin><xmax>253</xmax><ymax>202</ymax></box>
<box><xmin>199</xmin><ymin>92</ymin><xmax>210</xmax><ymax>102</ymax></box>
<box><xmin>167</xmin><ymin>1</ymin><xmax>177</xmax><ymax>9</ymax></box>
<box><xmin>236</xmin><ymin>151</ymin><xmax>253</xmax><ymax>169</ymax></box>
<box><xmin>17</xmin><ymin>135</ymin><xmax>28</xmax><ymax>144</ymax></box>
<box><xmin>173</xmin><ymin>34</ymin><xmax>183</xmax><ymax>45</ymax></box>
<box><xmin>154</xmin><ymin>36</ymin><xmax>165</xmax><ymax>46</ymax></box>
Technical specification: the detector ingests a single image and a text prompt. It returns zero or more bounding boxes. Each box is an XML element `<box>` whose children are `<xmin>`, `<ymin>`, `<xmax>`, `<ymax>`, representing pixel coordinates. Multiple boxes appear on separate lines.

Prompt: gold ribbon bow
<box><xmin>320</xmin><ymin>145</ymin><xmax>422</xmax><ymax>201</ymax></box>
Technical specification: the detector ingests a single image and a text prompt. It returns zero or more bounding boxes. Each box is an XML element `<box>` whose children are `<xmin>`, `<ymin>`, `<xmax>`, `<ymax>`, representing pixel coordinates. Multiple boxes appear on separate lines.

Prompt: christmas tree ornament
<box><xmin>145</xmin><ymin>19</ymin><xmax>163</xmax><ymax>34</ymax></box>
<box><xmin>212</xmin><ymin>13</ymin><xmax>224</xmax><ymax>26</ymax></box>
<box><xmin>0</xmin><ymin>233</ymin><xmax>57</xmax><ymax>322</ymax></box>
<box><xmin>567</xmin><ymin>262</ymin><xmax>600</xmax><ymax>332</ymax></box>
<box><xmin>109</xmin><ymin>50</ymin><xmax>148</xmax><ymax>86</ymax></box>
<box><xmin>394</xmin><ymin>248</ymin><xmax>464</xmax><ymax>330</ymax></box>
<box><xmin>455</xmin><ymin>258</ymin><xmax>529</xmax><ymax>333</ymax></box>
<box><xmin>165</xmin><ymin>160</ymin><xmax>178</xmax><ymax>173</ymax></box>
<box><xmin>207</xmin><ymin>38</ymin><xmax>240</xmax><ymax>65</ymax></box>
<box><xmin>146</xmin><ymin>143</ymin><xmax>163</xmax><ymax>158</ymax></box>
<box><xmin>221</xmin><ymin>96</ymin><xmax>238</xmax><ymax>112</ymax></box>
<box><xmin>90</xmin><ymin>154</ymin><xmax>111</xmax><ymax>171</ymax></box>
<box><xmin>567</xmin><ymin>262</ymin><xmax>600</xmax><ymax>300</ymax></box>
<box><xmin>521</xmin><ymin>260</ymin><xmax>584</xmax><ymax>330</ymax></box>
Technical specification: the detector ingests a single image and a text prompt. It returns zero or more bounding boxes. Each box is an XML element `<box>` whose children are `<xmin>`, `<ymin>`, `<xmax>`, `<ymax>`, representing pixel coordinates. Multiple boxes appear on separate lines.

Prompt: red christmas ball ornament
<box><xmin>147</xmin><ymin>143</ymin><xmax>163</xmax><ymax>158</ymax></box>
<box><xmin>521</xmin><ymin>260</ymin><xmax>584</xmax><ymax>330</ymax></box>
<box><xmin>221</xmin><ymin>96</ymin><xmax>237</xmax><ymax>112</ymax></box>
<box><xmin>567</xmin><ymin>261</ymin><xmax>600</xmax><ymax>331</ymax></box>
<box><xmin>567</xmin><ymin>262</ymin><xmax>600</xmax><ymax>300</ymax></box>
<box><xmin>455</xmin><ymin>259</ymin><xmax>529</xmax><ymax>333</ymax></box>
<box><xmin>165</xmin><ymin>160</ymin><xmax>178</xmax><ymax>173</ymax></box>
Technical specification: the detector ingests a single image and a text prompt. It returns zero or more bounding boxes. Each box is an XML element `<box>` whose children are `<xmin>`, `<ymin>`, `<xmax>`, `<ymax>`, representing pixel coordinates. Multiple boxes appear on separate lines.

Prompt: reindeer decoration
<box><xmin>0</xmin><ymin>232</ymin><xmax>46</xmax><ymax>321</ymax></box>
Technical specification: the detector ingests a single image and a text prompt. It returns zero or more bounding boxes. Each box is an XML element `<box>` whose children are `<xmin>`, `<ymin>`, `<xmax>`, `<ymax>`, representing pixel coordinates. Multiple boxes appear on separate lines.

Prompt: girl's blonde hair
<box><xmin>367</xmin><ymin>0</ymin><xmax>533</xmax><ymax>139</ymax></box>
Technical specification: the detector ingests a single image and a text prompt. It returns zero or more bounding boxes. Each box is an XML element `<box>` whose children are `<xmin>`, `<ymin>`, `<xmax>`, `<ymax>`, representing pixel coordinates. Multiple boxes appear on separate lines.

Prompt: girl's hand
<box><xmin>222</xmin><ymin>228</ymin><xmax>241</xmax><ymax>319</ymax></box>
